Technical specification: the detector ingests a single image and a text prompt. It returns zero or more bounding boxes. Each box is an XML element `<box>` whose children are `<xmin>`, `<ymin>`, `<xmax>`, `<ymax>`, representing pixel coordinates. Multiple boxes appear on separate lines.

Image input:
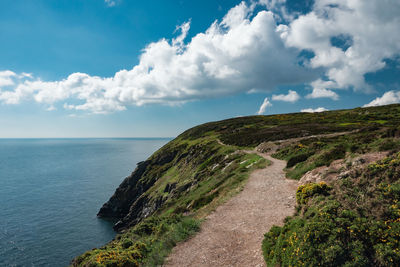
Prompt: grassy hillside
<box><xmin>263</xmin><ymin>152</ymin><xmax>400</xmax><ymax>266</ymax></box>
<box><xmin>73</xmin><ymin>104</ymin><xmax>400</xmax><ymax>266</ymax></box>
<box><xmin>72</xmin><ymin>133</ymin><xmax>267</xmax><ymax>266</ymax></box>
<box><xmin>261</xmin><ymin>106</ymin><xmax>400</xmax><ymax>266</ymax></box>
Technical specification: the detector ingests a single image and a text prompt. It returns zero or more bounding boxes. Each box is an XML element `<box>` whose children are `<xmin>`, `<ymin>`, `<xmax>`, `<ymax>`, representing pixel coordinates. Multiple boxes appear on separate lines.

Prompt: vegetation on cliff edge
<box><xmin>73</xmin><ymin>104</ymin><xmax>400</xmax><ymax>266</ymax></box>
<box><xmin>261</xmin><ymin>104</ymin><xmax>400</xmax><ymax>266</ymax></box>
<box><xmin>263</xmin><ymin>152</ymin><xmax>400</xmax><ymax>266</ymax></box>
<box><xmin>72</xmin><ymin>134</ymin><xmax>266</xmax><ymax>266</ymax></box>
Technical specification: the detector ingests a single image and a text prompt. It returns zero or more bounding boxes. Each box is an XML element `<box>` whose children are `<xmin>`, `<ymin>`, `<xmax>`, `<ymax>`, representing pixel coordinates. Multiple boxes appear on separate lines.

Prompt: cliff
<box><xmin>73</xmin><ymin>104</ymin><xmax>400</xmax><ymax>266</ymax></box>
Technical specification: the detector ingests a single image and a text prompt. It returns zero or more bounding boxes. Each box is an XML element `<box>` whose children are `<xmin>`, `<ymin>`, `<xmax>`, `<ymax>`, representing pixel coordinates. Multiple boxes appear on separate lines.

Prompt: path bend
<box><xmin>165</xmin><ymin>152</ymin><xmax>298</xmax><ymax>267</ymax></box>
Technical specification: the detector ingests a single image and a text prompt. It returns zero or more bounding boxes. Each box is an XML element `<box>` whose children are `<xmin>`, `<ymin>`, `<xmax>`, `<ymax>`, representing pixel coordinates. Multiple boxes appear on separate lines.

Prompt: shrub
<box><xmin>72</xmin><ymin>215</ymin><xmax>200</xmax><ymax>266</ymax></box>
<box><xmin>315</xmin><ymin>144</ymin><xmax>346</xmax><ymax>167</ymax></box>
<box><xmin>296</xmin><ymin>182</ymin><xmax>331</xmax><ymax>205</ymax></box>
<box><xmin>286</xmin><ymin>153</ymin><xmax>312</xmax><ymax>168</ymax></box>
<box><xmin>263</xmin><ymin>153</ymin><xmax>400</xmax><ymax>266</ymax></box>
<box><xmin>350</xmin><ymin>144</ymin><xmax>360</xmax><ymax>153</ymax></box>
<box><xmin>378</xmin><ymin>139</ymin><xmax>399</xmax><ymax>152</ymax></box>
<box><xmin>122</xmin><ymin>239</ymin><xmax>133</xmax><ymax>249</ymax></box>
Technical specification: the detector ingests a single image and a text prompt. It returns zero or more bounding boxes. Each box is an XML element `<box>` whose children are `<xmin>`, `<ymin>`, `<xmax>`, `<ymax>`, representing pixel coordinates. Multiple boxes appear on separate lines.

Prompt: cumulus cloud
<box><xmin>272</xmin><ymin>90</ymin><xmax>300</xmax><ymax>102</ymax></box>
<box><xmin>257</xmin><ymin>97</ymin><xmax>272</xmax><ymax>115</ymax></box>
<box><xmin>0</xmin><ymin>71</ymin><xmax>16</xmax><ymax>87</ymax></box>
<box><xmin>280</xmin><ymin>0</ymin><xmax>400</xmax><ymax>96</ymax></box>
<box><xmin>301</xmin><ymin>107</ymin><xmax>328</xmax><ymax>113</ymax></box>
<box><xmin>0</xmin><ymin>2</ymin><xmax>313</xmax><ymax>113</ymax></box>
<box><xmin>0</xmin><ymin>0</ymin><xmax>399</xmax><ymax>113</ymax></box>
<box><xmin>258</xmin><ymin>0</ymin><xmax>296</xmax><ymax>21</ymax></box>
<box><xmin>305</xmin><ymin>79</ymin><xmax>339</xmax><ymax>100</ymax></box>
<box><xmin>363</xmin><ymin>91</ymin><xmax>400</xmax><ymax>107</ymax></box>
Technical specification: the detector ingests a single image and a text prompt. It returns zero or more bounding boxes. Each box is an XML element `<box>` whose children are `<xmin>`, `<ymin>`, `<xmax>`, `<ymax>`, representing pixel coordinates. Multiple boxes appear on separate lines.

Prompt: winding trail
<box><xmin>165</xmin><ymin>151</ymin><xmax>298</xmax><ymax>267</ymax></box>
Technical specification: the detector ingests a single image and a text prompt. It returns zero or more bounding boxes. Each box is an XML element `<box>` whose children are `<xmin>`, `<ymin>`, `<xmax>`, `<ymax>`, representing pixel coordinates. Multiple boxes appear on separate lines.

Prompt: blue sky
<box><xmin>0</xmin><ymin>0</ymin><xmax>399</xmax><ymax>137</ymax></box>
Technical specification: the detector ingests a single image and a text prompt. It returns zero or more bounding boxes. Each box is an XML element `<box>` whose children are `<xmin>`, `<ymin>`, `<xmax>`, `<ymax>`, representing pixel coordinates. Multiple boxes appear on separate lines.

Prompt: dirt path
<box><xmin>165</xmin><ymin>152</ymin><xmax>298</xmax><ymax>267</ymax></box>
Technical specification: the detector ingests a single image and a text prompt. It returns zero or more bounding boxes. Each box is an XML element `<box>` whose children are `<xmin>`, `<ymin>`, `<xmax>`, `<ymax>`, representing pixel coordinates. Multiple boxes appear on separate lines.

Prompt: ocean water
<box><xmin>0</xmin><ymin>138</ymin><xmax>170</xmax><ymax>267</ymax></box>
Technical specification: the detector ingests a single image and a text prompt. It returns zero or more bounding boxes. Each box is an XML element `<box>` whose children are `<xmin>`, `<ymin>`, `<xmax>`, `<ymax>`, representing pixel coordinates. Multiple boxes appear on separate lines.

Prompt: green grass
<box><xmin>179</xmin><ymin>104</ymin><xmax>400</xmax><ymax>147</ymax></box>
<box><xmin>72</xmin><ymin>135</ymin><xmax>267</xmax><ymax>266</ymax></box>
<box><xmin>271</xmin><ymin>125</ymin><xmax>400</xmax><ymax>180</ymax></box>
<box><xmin>73</xmin><ymin>104</ymin><xmax>400</xmax><ymax>266</ymax></box>
<box><xmin>262</xmin><ymin>152</ymin><xmax>400</xmax><ymax>266</ymax></box>
<box><xmin>72</xmin><ymin>215</ymin><xmax>200</xmax><ymax>267</ymax></box>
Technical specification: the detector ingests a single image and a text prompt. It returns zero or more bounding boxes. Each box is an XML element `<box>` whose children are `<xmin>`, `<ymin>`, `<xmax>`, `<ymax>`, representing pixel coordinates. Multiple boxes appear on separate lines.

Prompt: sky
<box><xmin>0</xmin><ymin>0</ymin><xmax>399</xmax><ymax>138</ymax></box>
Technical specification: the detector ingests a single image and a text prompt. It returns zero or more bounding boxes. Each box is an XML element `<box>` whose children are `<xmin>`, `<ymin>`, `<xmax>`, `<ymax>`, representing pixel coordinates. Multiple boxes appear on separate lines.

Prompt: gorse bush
<box><xmin>296</xmin><ymin>182</ymin><xmax>331</xmax><ymax>205</ymax></box>
<box><xmin>72</xmin><ymin>215</ymin><xmax>200</xmax><ymax>267</ymax></box>
<box><xmin>180</xmin><ymin>104</ymin><xmax>400</xmax><ymax>147</ymax></box>
<box><xmin>72</xmin><ymin>135</ymin><xmax>266</xmax><ymax>266</ymax></box>
<box><xmin>273</xmin><ymin>123</ymin><xmax>400</xmax><ymax>180</ymax></box>
<box><xmin>73</xmin><ymin>104</ymin><xmax>400</xmax><ymax>266</ymax></box>
<box><xmin>263</xmin><ymin>152</ymin><xmax>400</xmax><ymax>266</ymax></box>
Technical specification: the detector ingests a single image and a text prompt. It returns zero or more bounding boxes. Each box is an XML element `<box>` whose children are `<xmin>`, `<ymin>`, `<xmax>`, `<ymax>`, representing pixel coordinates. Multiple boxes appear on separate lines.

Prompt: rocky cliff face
<box><xmin>97</xmin><ymin>104</ymin><xmax>400</xmax><ymax>232</ymax></box>
<box><xmin>97</xmin><ymin>160</ymin><xmax>150</xmax><ymax>219</ymax></box>
<box><xmin>74</xmin><ymin>104</ymin><xmax>400</xmax><ymax>266</ymax></box>
<box><xmin>96</xmin><ymin>137</ymin><xmax>234</xmax><ymax>232</ymax></box>
<box><xmin>97</xmin><ymin>143</ymin><xmax>182</xmax><ymax>231</ymax></box>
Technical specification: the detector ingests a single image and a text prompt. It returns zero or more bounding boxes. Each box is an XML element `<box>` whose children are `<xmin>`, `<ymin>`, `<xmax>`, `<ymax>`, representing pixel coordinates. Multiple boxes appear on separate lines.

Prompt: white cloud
<box><xmin>172</xmin><ymin>21</ymin><xmax>191</xmax><ymax>47</ymax></box>
<box><xmin>301</xmin><ymin>107</ymin><xmax>328</xmax><ymax>113</ymax></box>
<box><xmin>104</xmin><ymin>0</ymin><xmax>116</xmax><ymax>7</ymax></box>
<box><xmin>272</xmin><ymin>90</ymin><xmax>300</xmax><ymax>102</ymax></box>
<box><xmin>1</xmin><ymin>0</ymin><xmax>399</xmax><ymax>114</ymax></box>
<box><xmin>0</xmin><ymin>2</ymin><xmax>313</xmax><ymax>113</ymax></box>
<box><xmin>0</xmin><ymin>70</ymin><xmax>17</xmax><ymax>87</ymax></box>
<box><xmin>257</xmin><ymin>97</ymin><xmax>272</xmax><ymax>115</ymax></box>
<box><xmin>221</xmin><ymin>1</ymin><xmax>252</xmax><ymax>28</ymax></box>
<box><xmin>281</xmin><ymin>0</ymin><xmax>400</xmax><ymax>95</ymax></box>
<box><xmin>259</xmin><ymin>0</ymin><xmax>296</xmax><ymax>21</ymax></box>
<box><xmin>46</xmin><ymin>105</ymin><xmax>56</xmax><ymax>111</ymax></box>
<box><xmin>305</xmin><ymin>79</ymin><xmax>339</xmax><ymax>100</ymax></box>
<box><xmin>363</xmin><ymin>91</ymin><xmax>400</xmax><ymax>107</ymax></box>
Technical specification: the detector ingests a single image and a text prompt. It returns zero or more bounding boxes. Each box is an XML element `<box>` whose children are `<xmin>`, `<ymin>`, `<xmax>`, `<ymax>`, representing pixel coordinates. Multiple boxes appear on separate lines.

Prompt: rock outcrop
<box><xmin>97</xmin><ymin>144</ymin><xmax>181</xmax><ymax>231</ymax></box>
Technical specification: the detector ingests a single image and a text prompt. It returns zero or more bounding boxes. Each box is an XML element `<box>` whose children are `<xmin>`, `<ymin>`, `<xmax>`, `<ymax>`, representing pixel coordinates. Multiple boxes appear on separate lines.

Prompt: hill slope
<box><xmin>73</xmin><ymin>104</ymin><xmax>400</xmax><ymax>266</ymax></box>
<box><xmin>165</xmin><ymin>152</ymin><xmax>297</xmax><ymax>266</ymax></box>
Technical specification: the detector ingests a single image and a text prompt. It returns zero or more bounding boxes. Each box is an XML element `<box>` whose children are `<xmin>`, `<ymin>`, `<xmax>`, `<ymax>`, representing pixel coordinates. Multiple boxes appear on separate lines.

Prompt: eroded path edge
<box><xmin>165</xmin><ymin>148</ymin><xmax>298</xmax><ymax>267</ymax></box>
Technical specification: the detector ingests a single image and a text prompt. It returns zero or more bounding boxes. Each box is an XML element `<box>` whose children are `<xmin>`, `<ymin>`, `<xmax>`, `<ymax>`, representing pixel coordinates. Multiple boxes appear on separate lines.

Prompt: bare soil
<box><xmin>299</xmin><ymin>151</ymin><xmax>389</xmax><ymax>185</ymax></box>
<box><xmin>165</xmin><ymin>152</ymin><xmax>298</xmax><ymax>267</ymax></box>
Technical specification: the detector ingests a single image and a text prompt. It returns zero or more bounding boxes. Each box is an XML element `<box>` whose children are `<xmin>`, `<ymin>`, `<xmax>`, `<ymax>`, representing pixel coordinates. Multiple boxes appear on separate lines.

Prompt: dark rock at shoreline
<box><xmin>97</xmin><ymin>145</ymin><xmax>182</xmax><ymax>231</ymax></box>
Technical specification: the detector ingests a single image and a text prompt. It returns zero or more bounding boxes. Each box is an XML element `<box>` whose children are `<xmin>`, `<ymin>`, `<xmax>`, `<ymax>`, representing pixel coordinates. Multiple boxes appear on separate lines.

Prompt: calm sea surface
<box><xmin>0</xmin><ymin>138</ymin><xmax>170</xmax><ymax>267</ymax></box>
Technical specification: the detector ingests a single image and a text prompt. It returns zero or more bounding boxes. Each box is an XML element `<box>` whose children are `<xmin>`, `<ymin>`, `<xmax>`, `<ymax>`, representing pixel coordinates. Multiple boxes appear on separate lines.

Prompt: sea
<box><xmin>0</xmin><ymin>138</ymin><xmax>170</xmax><ymax>267</ymax></box>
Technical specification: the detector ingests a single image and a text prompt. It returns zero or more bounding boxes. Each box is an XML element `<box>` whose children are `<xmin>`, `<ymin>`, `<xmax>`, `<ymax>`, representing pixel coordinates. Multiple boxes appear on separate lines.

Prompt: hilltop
<box><xmin>73</xmin><ymin>104</ymin><xmax>400</xmax><ymax>266</ymax></box>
